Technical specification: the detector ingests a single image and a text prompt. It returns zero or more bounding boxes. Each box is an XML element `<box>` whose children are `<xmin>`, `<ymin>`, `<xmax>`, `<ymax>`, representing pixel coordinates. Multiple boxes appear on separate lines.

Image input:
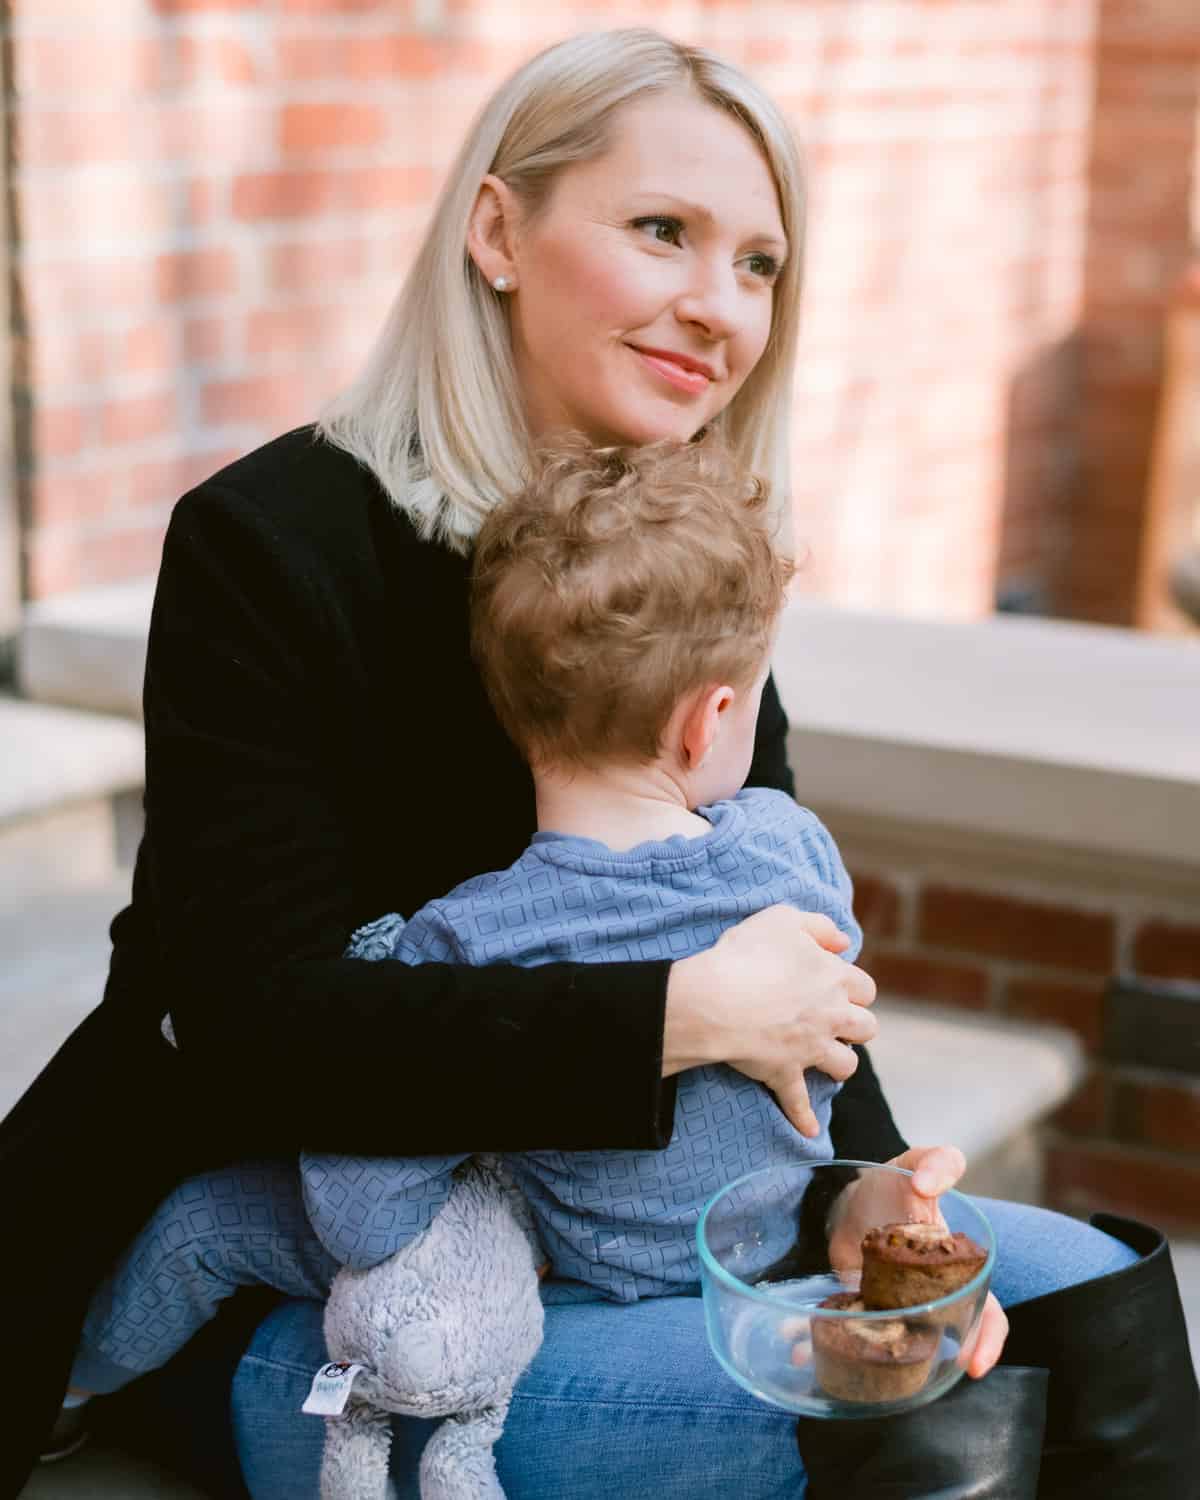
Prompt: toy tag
<box><xmin>302</xmin><ymin>1361</ymin><xmax>365</xmax><ymax>1416</ymax></box>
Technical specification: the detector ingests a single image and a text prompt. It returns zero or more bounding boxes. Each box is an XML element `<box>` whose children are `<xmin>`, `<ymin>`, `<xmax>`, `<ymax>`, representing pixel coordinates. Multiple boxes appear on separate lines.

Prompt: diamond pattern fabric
<box><xmin>303</xmin><ymin>789</ymin><xmax>861</xmax><ymax>1302</ymax></box>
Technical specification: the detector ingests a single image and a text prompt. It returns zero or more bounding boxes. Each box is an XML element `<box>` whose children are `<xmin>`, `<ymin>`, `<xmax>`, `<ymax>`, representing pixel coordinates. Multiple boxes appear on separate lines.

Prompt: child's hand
<box><xmin>826</xmin><ymin>1144</ymin><xmax>1009</xmax><ymax>1379</ymax></box>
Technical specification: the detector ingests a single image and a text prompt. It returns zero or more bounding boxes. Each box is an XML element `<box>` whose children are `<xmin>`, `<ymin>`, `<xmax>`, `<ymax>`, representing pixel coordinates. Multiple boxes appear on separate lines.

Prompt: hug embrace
<box><xmin>3</xmin><ymin>27</ymin><xmax>1196</xmax><ymax>1500</ymax></box>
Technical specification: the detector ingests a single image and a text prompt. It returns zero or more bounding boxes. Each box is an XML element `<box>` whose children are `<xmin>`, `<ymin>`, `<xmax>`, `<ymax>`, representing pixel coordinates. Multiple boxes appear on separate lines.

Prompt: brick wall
<box><xmin>849</xmin><ymin>861</ymin><xmax>1200</xmax><ymax>1234</ymax></box>
<box><xmin>1063</xmin><ymin>0</ymin><xmax>1200</xmax><ymax>623</ymax></box>
<box><xmin>5</xmin><ymin>0</ymin><xmax>1125</xmax><ymax>618</ymax></box>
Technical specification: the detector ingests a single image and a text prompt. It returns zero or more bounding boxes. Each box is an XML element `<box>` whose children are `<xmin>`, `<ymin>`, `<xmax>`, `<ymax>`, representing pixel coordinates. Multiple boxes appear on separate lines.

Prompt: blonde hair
<box><xmin>471</xmin><ymin>436</ymin><xmax>794</xmax><ymax>769</ymax></box>
<box><xmin>317</xmin><ymin>28</ymin><xmax>806</xmax><ymax>552</ymax></box>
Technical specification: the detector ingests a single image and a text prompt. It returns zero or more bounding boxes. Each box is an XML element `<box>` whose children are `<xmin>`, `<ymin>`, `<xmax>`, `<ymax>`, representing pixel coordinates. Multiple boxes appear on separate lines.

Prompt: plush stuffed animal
<box><xmin>316</xmin><ymin>1155</ymin><xmax>546</xmax><ymax>1500</ymax></box>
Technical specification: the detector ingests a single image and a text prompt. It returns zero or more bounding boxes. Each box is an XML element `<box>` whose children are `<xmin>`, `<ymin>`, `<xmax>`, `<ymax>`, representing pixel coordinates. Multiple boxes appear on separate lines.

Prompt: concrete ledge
<box><xmin>776</xmin><ymin>602</ymin><xmax>1200</xmax><ymax>870</ymax></box>
<box><xmin>0</xmin><ymin>696</ymin><xmax>143</xmax><ymax>828</ymax></box>
<box><xmin>870</xmin><ymin>1000</ymin><xmax>1085</xmax><ymax>1171</ymax></box>
<box><xmin>19</xmin><ymin>578</ymin><xmax>154</xmax><ymax>719</ymax></box>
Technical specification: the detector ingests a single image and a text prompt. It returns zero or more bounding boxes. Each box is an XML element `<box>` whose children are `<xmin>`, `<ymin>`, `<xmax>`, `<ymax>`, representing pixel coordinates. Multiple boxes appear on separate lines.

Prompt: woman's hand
<box><xmin>663</xmin><ymin>904</ymin><xmax>877</xmax><ymax>1138</ymax></box>
<box><xmin>827</xmin><ymin>1144</ymin><xmax>1009</xmax><ymax>1378</ymax></box>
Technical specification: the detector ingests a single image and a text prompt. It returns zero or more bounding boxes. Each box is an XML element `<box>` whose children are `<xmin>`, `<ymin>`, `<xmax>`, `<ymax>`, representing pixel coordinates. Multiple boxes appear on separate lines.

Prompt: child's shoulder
<box><xmin>731</xmin><ymin>786</ymin><xmax>829</xmax><ymax>838</ymax></box>
<box><xmin>726</xmin><ymin>787</ymin><xmax>847</xmax><ymax>882</ymax></box>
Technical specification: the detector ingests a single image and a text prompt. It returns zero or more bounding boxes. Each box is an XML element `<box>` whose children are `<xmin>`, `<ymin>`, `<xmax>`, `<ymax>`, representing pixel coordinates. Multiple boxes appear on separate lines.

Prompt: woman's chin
<box><xmin>600</xmin><ymin>411</ymin><xmax>716</xmax><ymax>449</ymax></box>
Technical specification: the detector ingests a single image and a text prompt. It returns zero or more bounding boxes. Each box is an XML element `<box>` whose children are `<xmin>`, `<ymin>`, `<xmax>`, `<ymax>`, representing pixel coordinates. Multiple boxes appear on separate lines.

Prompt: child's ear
<box><xmin>680</xmin><ymin>684</ymin><xmax>735</xmax><ymax>769</ymax></box>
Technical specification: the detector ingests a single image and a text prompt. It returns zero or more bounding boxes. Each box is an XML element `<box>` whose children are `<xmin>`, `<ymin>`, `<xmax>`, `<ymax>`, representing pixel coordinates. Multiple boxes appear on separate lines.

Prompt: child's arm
<box><xmin>751</xmin><ymin>790</ymin><xmax>864</xmax><ymax>965</ymax></box>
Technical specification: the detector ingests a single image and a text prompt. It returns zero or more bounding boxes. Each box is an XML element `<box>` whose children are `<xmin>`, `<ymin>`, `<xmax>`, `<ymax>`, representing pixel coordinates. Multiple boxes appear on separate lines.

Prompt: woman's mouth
<box><xmin>628</xmin><ymin>346</ymin><xmax>713</xmax><ymax>397</ymax></box>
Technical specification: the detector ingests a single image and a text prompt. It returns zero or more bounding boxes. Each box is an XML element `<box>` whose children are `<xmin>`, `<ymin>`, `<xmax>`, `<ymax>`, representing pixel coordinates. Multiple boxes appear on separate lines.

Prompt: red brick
<box><xmin>201</xmin><ymin>372</ymin><xmax>312</xmax><ymax>428</ymax></box>
<box><xmin>153</xmin><ymin>0</ymin><xmax>263</xmax><ymax>12</ymax></box>
<box><xmin>178</xmin><ymin>37</ymin><xmax>259</xmax><ymax>85</ymax></box>
<box><xmin>127</xmin><ymin>450</ymin><xmax>242</xmax><ymax>508</ymax></box>
<box><xmin>246</xmin><ymin>306</ymin><xmax>342</xmax><ymax>358</ymax></box>
<box><xmin>29</xmin><ymin>259</ymin><xmax>152</xmax><ymax>319</ymax></box>
<box><xmin>869</xmin><ymin>950</ymin><xmax>990</xmax><ymax>1011</ymax></box>
<box><xmin>23</xmin><ymin>178</ymin><xmax>174</xmax><ymax>244</ymax></box>
<box><xmin>275</xmin><ymin>39</ymin><xmax>337</xmax><ymax>83</ymax></box>
<box><xmin>183</xmin><ymin>317</ymin><xmax>227</xmax><ymax>363</ymax></box>
<box><xmin>341</xmin><ymin>166</ymin><xmax>434</xmax><ymax>212</ymax></box>
<box><xmin>1131</xmin><ymin>919</ymin><xmax>1200</xmax><ymax>982</ymax></box>
<box><xmin>848</xmin><ymin>871</ymin><xmax>902</xmax><ymax>941</ymax></box>
<box><xmin>34</xmin><ymin>405</ymin><xmax>88</xmax><ymax>460</ymax></box>
<box><xmin>30</xmin><ymin>514</ymin><xmax>171</xmax><ymax>599</ymax></box>
<box><xmin>280</xmin><ymin>103</ymin><xmax>390</xmax><ymax>154</ymax></box>
<box><xmin>1003</xmin><ymin>976</ymin><xmax>1107</xmax><ymax>1052</ymax></box>
<box><xmin>1112</xmin><ymin>1075</ymin><xmax>1200</xmax><ymax>1155</ymax></box>
<box><xmin>84</xmin><ymin>523</ymin><xmax>170</xmax><ymax>586</ymax></box>
<box><xmin>281</xmin><ymin>0</ymin><xmax>389</xmax><ymax>11</ymax></box>
<box><xmin>1048</xmin><ymin>1069</ymin><xmax>1111</xmax><ymax>1137</ymax></box>
<box><xmin>122</xmin><ymin>323</ymin><xmax>176</xmax><ymax>379</ymax></box>
<box><xmin>20</xmin><ymin>37</ymin><xmax>164</xmax><ymax>95</ymax></box>
<box><xmin>99</xmin><ymin>391</ymin><xmax>179</xmax><ymax>445</ymax></box>
<box><xmin>187</xmin><ymin>180</ymin><xmax>222</xmax><ymax>226</ymax></box>
<box><xmin>1044</xmin><ymin>1140</ymin><xmax>1200</xmax><ymax>1235</ymax></box>
<box><xmin>30</xmin><ymin>330</ymin><xmax>109</xmax><ymax>387</ymax></box>
<box><xmin>343</xmin><ymin>35</ymin><xmax>444</xmax><ymax>79</ymax></box>
<box><xmin>267</xmin><ymin>237</ymin><xmax>371</xmax><ymax>292</ymax></box>
<box><xmin>19</xmin><ymin>108</ymin><xmax>138</xmax><ymax>168</ymax></box>
<box><xmin>31</xmin><ymin>469</ymin><xmax>114</xmax><ymax>525</ymax></box>
<box><xmin>27</xmin><ymin>532</ymin><xmax>82</xmax><ymax>598</ymax></box>
<box><xmin>155</xmin><ymin>248</ymin><xmax>238</xmax><ymax>303</ymax></box>
<box><xmin>160</xmin><ymin>104</ymin><xmax>268</xmax><ymax>163</ymax></box>
<box><xmin>918</xmin><ymin>886</ymin><xmax>1116</xmax><ymax>974</ymax></box>
<box><xmin>232</xmin><ymin>171</ymin><xmax>339</xmax><ymax>220</ymax></box>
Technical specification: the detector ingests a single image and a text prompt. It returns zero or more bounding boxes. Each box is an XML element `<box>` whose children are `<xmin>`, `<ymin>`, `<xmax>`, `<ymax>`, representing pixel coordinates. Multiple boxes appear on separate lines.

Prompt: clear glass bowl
<box><xmin>697</xmin><ymin>1160</ymin><xmax>995</xmax><ymax>1419</ymax></box>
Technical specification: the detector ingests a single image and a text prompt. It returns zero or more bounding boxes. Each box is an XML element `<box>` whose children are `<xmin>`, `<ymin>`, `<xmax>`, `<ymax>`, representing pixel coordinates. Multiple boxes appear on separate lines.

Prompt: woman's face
<box><xmin>496</xmin><ymin>92</ymin><xmax>788</xmax><ymax>448</ymax></box>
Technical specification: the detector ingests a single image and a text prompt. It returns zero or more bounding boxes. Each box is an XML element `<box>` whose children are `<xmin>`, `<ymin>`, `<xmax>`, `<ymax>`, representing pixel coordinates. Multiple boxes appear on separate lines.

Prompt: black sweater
<box><xmin>0</xmin><ymin>426</ymin><xmax>904</xmax><ymax>1493</ymax></box>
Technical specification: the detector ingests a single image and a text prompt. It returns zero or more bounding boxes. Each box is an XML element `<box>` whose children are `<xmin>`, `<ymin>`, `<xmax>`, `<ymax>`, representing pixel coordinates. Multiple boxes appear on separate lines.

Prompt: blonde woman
<box><xmin>4</xmin><ymin>28</ymin><xmax>1193</xmax><ymax>1500</ymax></box>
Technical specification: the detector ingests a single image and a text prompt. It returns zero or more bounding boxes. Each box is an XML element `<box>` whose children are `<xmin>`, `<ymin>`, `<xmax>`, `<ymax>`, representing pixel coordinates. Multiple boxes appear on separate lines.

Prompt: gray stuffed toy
<box><xmin>316</xmin><ymin>1154</ymin><xmax>545</xmax><ymax>1500</ymax></box>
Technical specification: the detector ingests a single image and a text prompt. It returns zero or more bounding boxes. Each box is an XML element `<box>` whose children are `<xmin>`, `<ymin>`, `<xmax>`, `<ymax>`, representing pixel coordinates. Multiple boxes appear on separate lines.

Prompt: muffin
<box><xmin>860</xmin><ymin>1221</ymin><xmax>987</xmax><ymax>1311</ymax></box>
<box><xmin>811</xmin><ymin>1291</ymin><xmax>939</xmax><ymax>1402</ymax></box>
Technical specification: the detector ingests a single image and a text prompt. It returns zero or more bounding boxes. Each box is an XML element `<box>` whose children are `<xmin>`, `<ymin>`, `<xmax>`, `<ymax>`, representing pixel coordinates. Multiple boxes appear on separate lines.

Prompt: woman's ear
<box><xmin>467</xmin><ymin>173</ymin><xmax>520</xmax><ymax>290</ymax></box>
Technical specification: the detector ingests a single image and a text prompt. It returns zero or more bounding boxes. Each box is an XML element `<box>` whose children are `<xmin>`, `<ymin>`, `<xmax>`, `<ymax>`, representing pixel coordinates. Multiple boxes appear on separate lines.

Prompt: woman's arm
<box><xmin>140</xmin><ymin>478</ymin><xmax>675</xmax><ymax>1155</ymax></box>
<box><xmin>743</xmin><ymin>671</ymin><xmax>909</xmax><ymax>1162</ymax></box>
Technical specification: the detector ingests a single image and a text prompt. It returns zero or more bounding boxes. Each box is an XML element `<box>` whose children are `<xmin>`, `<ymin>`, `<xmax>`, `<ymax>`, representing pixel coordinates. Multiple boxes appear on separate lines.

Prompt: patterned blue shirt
<box><xmin>301</xmin><ymin>787</ymin><xmax>862</xmax><ymax>1302</ymax></box>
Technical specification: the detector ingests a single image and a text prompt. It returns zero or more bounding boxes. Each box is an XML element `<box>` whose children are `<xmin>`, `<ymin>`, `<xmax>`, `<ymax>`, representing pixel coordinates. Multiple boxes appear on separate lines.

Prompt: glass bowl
<box><xmin>697</xmin><ymin>1160</ymin><xmax>994</xmax><ymax>1419</ymax></box>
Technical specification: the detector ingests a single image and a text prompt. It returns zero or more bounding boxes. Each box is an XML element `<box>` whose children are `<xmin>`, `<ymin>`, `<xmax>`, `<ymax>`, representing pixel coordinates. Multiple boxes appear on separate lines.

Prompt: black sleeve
<box><xmin>140</xmin><ymin>483</ymin><xmax>676</xmax><ymax>1156</ymax></box>
<box><xmin>745</xmin><ymin>669</ymin><xmax>909</xmax><ymax>1165</ymax></box>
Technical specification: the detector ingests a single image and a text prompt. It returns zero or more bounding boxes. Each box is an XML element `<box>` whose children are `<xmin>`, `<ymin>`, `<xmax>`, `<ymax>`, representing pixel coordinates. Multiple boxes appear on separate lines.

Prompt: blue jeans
<box><xmin>227</xmin><ymin>1197</ymin><xmax>1138</xmax><ymax>1499</ymax></box>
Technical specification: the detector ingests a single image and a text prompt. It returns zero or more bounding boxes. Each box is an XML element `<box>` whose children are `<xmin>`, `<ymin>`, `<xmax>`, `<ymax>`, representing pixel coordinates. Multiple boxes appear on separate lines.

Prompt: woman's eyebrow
<box><xmin>626</xmin><ymin>193</ymin><xmax>788</xmax><ymax>256</ymax></box>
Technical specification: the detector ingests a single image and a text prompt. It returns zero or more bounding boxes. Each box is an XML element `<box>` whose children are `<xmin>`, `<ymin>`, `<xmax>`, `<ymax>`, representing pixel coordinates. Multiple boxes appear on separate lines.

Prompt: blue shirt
<box><xmin>301</xmin><ymin>787</ymin><xmax>861</xmax><ymax>1302</ymax></box>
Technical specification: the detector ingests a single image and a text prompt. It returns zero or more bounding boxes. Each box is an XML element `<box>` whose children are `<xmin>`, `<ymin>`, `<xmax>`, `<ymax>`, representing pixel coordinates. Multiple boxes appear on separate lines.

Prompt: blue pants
<box><xmin>74</xmin><ymin>1162</ymin><xmax>1140</xmax><ymax>1498</ymax></box>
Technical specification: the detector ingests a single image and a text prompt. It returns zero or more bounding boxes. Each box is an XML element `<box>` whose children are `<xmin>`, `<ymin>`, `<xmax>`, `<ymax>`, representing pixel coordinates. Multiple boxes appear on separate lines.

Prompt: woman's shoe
<box><xmin>1000</xmin><ymin>1212</ymin><xmax>1200</xmax><ymax>1499</ymax></box>
<box><xmin>39</xmin><ymin>1400</ymin><xmax>91</xmax><ymax>1463</ymax></box>
<box><xmin>795</xmin><ymin>1364</ymin><xmax>1048</xmax><ymax>1498</ymax></box>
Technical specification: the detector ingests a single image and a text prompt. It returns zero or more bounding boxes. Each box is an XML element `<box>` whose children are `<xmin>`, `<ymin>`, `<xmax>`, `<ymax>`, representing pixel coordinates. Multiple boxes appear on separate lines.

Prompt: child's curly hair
<box><xmin>470</xmin><ymin>435</ymin><xmax>795</xmax><ymax>769</ymax></box>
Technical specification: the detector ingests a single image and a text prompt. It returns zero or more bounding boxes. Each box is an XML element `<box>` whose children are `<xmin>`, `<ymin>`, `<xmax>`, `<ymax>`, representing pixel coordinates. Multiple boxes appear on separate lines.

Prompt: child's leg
<box><xmin>71</xmin><ymin>1158</ymin><xmax>340</xmax><ymax>1395</ymax></box>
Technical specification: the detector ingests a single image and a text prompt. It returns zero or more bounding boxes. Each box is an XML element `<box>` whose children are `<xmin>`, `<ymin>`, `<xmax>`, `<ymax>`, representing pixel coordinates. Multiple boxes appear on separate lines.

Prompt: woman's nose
<box><xmin>674</xmin><ymin>261</ymin><xmax>740</xmax><ymax>343</ymax></box>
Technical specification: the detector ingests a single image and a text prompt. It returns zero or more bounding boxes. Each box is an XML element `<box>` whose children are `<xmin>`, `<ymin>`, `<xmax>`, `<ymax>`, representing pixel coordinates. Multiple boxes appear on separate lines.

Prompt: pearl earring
<box><xmin>493</xmin><ymin>275</ymin><xmax>513</xmax><ymax>292</ymax></box>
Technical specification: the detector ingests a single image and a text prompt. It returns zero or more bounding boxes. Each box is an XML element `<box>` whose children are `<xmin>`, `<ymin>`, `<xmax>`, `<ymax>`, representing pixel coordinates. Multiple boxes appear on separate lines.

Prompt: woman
<box><xmin>4</xmin><ymin>28</ymin><xmax>1195</xmax><ymax>1500</ymax></box>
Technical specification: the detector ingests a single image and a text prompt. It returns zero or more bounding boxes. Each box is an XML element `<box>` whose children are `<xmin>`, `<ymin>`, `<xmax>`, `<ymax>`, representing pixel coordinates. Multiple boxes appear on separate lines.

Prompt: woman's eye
<box><xmin>632</xmin><ymin>215</ymin><xmax>683</xmax><ymax>246</ymax></box>
<box><xmin>744</xmin><ymin>252</ymin><xmax>781</xmax><ymax>282</ymax></box>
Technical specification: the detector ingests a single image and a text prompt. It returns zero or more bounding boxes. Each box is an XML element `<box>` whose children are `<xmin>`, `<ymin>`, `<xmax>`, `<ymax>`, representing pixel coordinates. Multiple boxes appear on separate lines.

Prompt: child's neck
<box><xmin>533</xmin><ymin>760</ymin><xmax>712</xmax><ymax>853</ymax></box>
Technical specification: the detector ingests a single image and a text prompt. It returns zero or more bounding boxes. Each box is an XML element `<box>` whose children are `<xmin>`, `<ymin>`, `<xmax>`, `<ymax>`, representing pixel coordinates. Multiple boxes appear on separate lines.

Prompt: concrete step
<box><xmin>1</xmin><ymin>696</ymin><xmax>143</xmax><ymax>896</ymax></box>
<box><xmin>18</xmin><ymin>578</ymin><xmax>153</xmax><ymax>720</ymax></box>
<box><xmin>0</xmin><ymin>696</ymin><xmax>143</xmax><ymax>828</ymax></box>
<box><xmin>0</xmin><ymin>874</ymin><xmax>132</xmax><ymax>1121</ymax></box>
<box><xmin>21</xmin><ymin>1443</ymin><xmax>207</xmax><ymax>1500</ymax></box>
<box><xmin>870</xmin><ymin>999</ymin><xmax>1085</xmax><ymax>1203</ymax></box>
